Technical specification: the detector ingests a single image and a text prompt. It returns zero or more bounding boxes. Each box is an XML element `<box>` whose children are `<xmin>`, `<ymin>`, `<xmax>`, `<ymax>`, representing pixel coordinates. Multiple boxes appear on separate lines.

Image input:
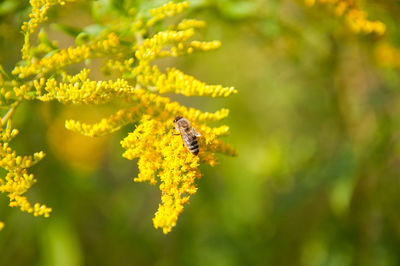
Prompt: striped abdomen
<box><xmin>182</xmin><ymin>133</ymin><xmax>199</xmax><ymax>155</ymax></box>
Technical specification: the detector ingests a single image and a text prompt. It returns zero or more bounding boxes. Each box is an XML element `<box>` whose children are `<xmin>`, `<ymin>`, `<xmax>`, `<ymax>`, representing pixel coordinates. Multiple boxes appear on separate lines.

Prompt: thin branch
<box><xmin>1</xmin><ymin>100</ymin><xmax>21</xmax><ymax>126</ymax></box>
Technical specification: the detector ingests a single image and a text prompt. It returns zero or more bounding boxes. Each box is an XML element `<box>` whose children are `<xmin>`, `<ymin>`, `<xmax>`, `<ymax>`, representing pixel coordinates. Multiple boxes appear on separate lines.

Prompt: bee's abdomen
<box><xmin>185</xmin><ymin>136</ymin><xmax>199</xmax><ymax>155</ymax></box>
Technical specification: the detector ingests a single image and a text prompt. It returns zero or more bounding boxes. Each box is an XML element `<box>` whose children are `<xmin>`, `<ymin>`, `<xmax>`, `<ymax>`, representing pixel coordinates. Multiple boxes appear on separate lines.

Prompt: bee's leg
<box><xmin>171</xmin><ymin>127</ymin><xmax>180</xmax><ymax>136</ymax></box>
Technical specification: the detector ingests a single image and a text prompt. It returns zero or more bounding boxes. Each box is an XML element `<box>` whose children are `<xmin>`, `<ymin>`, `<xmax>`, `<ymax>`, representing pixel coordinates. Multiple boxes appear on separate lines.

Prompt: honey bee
<box><xmin>173</xmin><ymin>116</ymin><xmax>201</xmax><ymax>155</ymax></box>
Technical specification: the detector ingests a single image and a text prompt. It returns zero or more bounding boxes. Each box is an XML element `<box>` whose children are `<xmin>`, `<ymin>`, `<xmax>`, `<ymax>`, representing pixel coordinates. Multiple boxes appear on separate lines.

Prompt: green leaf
<box><xmin>219</xmin><ymin>1</ymin><xmax>258</xmax><ymax>20</ymax></box>
<box><xmin>75</xmin><ymin>33</ymin><xmax>91</xmax><ymax>46</ymax></box>
<box><xmin>38</xmin><ymin>29</ymin><xmax>58</xmax><ymax>50</ymax></box>
<box><xmin>51</xmin><ymin>24</ymin><xmax>83</xmax><ymax>37</ymax></box>
<box><xmin>83</xmin><ymin>24</ymin><xmax>106</xmax><ymax>36</ymax></box>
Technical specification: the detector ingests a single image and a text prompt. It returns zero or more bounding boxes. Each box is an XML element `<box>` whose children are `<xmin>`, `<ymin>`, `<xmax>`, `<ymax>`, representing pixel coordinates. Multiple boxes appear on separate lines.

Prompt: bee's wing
<box><xmin>191</xmin><ymin>128</ymin><xmax>201</xmax><ymax>137</ymax></box>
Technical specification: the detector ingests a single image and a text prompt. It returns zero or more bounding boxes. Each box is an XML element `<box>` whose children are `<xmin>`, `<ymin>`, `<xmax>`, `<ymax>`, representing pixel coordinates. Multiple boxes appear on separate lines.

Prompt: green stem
<box><xmin>0</xmin><ymin>65</ymin><xmax>12</xmax><ymax>81</ymax></box>
<box><xmin>1</xmin><ymin>100</ymin><xmax>21</xmax><ymax>126</ymax></box>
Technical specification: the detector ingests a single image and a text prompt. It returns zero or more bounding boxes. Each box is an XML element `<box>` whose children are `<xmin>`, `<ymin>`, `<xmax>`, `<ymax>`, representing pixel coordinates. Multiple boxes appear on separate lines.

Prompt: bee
<box><xmin>173</xmin><ymin>116</ymin><xmax>201</xmax><ymax>155</ymax></box>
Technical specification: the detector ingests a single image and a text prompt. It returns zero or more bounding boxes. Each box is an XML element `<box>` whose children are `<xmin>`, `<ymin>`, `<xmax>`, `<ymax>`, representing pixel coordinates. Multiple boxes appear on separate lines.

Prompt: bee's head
<box><xmin>173</xmin><ymin>116</ymin><xmax>183</xmax><ymax>123</ymax></box>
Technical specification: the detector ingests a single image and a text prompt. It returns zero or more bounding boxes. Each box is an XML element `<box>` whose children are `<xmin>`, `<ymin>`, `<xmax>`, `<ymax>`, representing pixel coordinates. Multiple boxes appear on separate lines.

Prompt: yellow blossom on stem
<box><xmin>0</xmin><ymin>122</ymin><xmax>51</xmax><ymax>218</ymax></box>
<box><xmin>121</xmin><ymin>116</ymin><xmax>201</xmax><ymax>234</ymax></box>
<box><xmin>137</xmin><ymin>66</ymin><xmax>237</xmax><ymax>97</ymax></box>
<box><xmin>66</xmin><ymin>106</ymin><xmax>141</xmax><ymax>137</ymax></box>
<box><xmin>2</xmin><ymin>0</ymin><xmax>236</xmax><ymax>234</ymax></box>
<box><xmin>147</xmin><ymin>1</ymin><xmax>190</xmax><ymax>27</ymax></box>
<box><xmin>70</xmin><ymin>86</ymin><xmax>235</xmax><ymax>233</ymax></box>
<box><xmin>177</xmin><ymin>19</ymin><xmax>206</xmax><ymax>30</ymax></box>
<box><xmin>21</xmin><ymin>0</ymin><xmax>75</xmax><ymax>61</ymax></box>
<box><xmin>35</xmin><ymin>69</ymin><xmax>135</xmax><ymax>104</ymax></box>
<box><xmin>13</xmin><ymin>33</ymin><xmax>121</xmax><ymax>79</ymax></box>
<box><xmin>305</xmin><ymin>0</ymin><xmax>386</xmax><ymax>35</ymax></box>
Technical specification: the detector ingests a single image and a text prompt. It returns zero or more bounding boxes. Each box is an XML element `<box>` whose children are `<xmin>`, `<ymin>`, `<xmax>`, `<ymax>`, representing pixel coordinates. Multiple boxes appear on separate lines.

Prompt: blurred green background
<box><xmin>2</xmin><ymin>0</ymin><xmax>400</xmax><ymax>265</ymax></box>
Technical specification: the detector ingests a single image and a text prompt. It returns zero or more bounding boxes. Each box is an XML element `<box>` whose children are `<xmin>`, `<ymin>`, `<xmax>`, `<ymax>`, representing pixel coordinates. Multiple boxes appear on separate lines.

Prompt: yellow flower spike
<box><xmin>0</xmin><ymin>221</ymin><xmax>4</xmax><ymax>231</ymax></box>
<box><xmin>33</xmin><ymin>202</ymin><xmax>52</xmax><ymax>217</ymax></box>
<box><xmin>138</xmin><ymin>66</ymin><xmax>237</xmax><ymax>97</ymax></box>
<box><xmin>190</xmin><ymin>40</ymin><xmax>221</xmax><ymax>51</ymax></box>
<box><xmin>130</xmin><ymin>88</ymin><xmax>231</xmax><ymax>124</ymax></box>
<box><xmin>177</xmin><ymin>19</ymin><xmax>206</xmax><ymax>30</ymax></box>
<box><xmin>4</xmin><ymin>0</ymin><xmax>235</xmax><ymax>233</ymax></box>
<box><xmin>147</xmin><ymin>1</ymin><xmax>190</xmax><ymax>27</ymax></box>
<box><xmin>13</xmin><ymin>32</ymin><xmax>120</xmax><ymax>78</ymax></box>
<box><xmin>120</xmin><ymin>117</ymin><xmax>203</xmax><ymax>233</ymax></box>
<box><xmin>66</xmin><ymin>107</ymin><xmax>141</xmax><ymax>137</ymax></box>
<box><xmin>305</xmin><ymin>0</ymin><xmax>386</xmax><ymax>35</ymax></box>
<box><xmin>102</xmin><ymin>58</ymin><xmax>135</xmax><ymax>76</ymax></box>
<box><xmin>0</xmin><ymin>121</ymin><xmax>51</xmax><ymax>223</ymax></box>
<box><xmin>118</xmin><ymin>107</ymin><xmax>234</xmax><ymax>233</ymax></box>
<box><xmin>121</xmin><ymin>116</ymin><xmax>164</xmax><ymax>184</ymax></box>
<box><xmin>21</xmin><ymin>0</ymin><xmax>76</xmax><ymax>61</ymax></box>
<box><xmin>152</xmin><ymin>134</ymin><xmax>201</xmax><ymax>234</ymax></box>
<box><xmin>36</xmin><ymin>70</ymin><xmax>135</xmax><ymax>104</ymax></box>
<box><xmin>135</xmin><ymin>29</ymin><xmax>195</xmax><ymax>62</ymax></box>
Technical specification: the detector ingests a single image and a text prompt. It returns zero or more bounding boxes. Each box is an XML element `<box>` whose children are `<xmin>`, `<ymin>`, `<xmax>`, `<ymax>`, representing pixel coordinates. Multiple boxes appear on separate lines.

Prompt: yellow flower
<box><xmin>2</xmin><ymin>0</ymin><xmax>236</xmax><ymax>234</ymax></box>
<box><xmin>0</xmin><ymin>123</ymin><xmax>51</xmax><ymax>218</ymax></box>
<box><xmin>177</xmin><ymin>19</ymin><xmax>206</xmax><ymax>30</ymax></box>
<box><xmin>137</xmin><ymin>66</ymin><xmax>237</xmax><ymax>97</ymax></box>
<box><xmin>305</xmin><ymin>0</ymin><xmax>386</xmax><ymax>35</ymax></box>
<box><xmin>21</xmin><ymin>0</ymin><xmax>75</xmax><ymax>61</ymax></box>
<box><xmin>69</xmin><ymin>89</ymin><xmax>236</xmax><ymax>233</ymax></box>
<box><xmin>119</xmin><ymin>116</ymin><xmax>200</xmax><ymax>234</ymax></box>
<box><xmin>65</xmin><ymin>106</ymin><xmax>141</xmax><ymax>137</ymax></box>
<box><xmin>147</xmin><ymin>1</ymin><xmax>190</xmax><ymax>27</ymax></box>
<box><xmin>13</xmin><ymin>33</ymin><xmax>120</xmax><ymax>79</ymax></box>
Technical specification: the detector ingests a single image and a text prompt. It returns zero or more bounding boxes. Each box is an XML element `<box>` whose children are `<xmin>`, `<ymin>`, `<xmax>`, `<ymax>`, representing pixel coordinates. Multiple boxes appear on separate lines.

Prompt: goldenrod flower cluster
<box><xmin>0</xmin><ymin>122</ymin><xmax>51</xmax><ymax>221</ymax></box>
<box><xmin>137</xmin><ymin>67</ymin><xmax>236</xmax><ymax>97</ymax></box>
<box><xmin>1</xmin><ymin>0</ymin><xmax>236</xmax><ymax>234</ymax></box>
<box><xmin>14</xmin><ymin>32</ymin><xmax>120</xmax><ymax>79</ymax></box>
<box><xmin>147</xmin><ymin>1</ymin><xmax>190</xmax><ymax>27</ymax></box>
<box><xmin>21</xmin><ymin>0</ymin><xmax>75</xmax><ymax>61</ymax></box>
<box><xmin>305</xmin><ymin>0</ymin><xmax>386</xmax><ymax>35</ymax></box>
<box><xmin>120</xmin><ymin>113</ymin><xmax>235</xmax><ymax>234</ymax></box>
<box><xmin>0</xmin><ymin>0</ymin><xmax>75</xmax><ymax>229</ymax></box>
